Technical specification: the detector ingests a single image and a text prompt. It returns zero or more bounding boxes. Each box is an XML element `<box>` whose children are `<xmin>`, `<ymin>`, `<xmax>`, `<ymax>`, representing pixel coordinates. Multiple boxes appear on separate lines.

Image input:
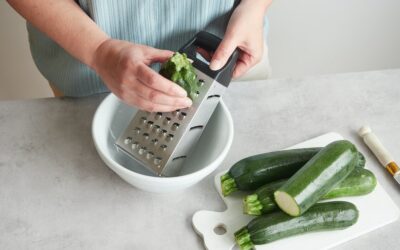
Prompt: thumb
<box><xmin>147</xmin><ymin>47</ymin><xmax>174</xmax><ymax>63</ymax></box>
<box><xmin>210</xmin><ymin>34</ymin><xmax>237</xmax><ymax>71</ymax></box>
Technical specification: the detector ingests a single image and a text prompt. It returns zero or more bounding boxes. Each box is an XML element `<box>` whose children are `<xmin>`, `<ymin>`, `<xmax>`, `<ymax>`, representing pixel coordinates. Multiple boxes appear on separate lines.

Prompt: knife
<box><xmin>358</xmin><ymin>126</ymin><xmax>400</xmax><ymax>184</ymax></box>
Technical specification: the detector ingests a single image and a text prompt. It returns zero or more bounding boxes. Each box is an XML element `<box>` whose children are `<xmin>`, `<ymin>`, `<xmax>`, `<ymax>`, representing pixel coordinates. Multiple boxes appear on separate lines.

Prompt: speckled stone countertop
<box><xmin>1</xmin><ymin>69</ymin><xmax>399</xmax><ymax>249</ymax></box>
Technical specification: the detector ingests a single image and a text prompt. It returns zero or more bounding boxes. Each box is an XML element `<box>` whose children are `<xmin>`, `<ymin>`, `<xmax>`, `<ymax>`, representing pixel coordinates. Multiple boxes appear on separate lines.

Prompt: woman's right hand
<box><xmin>7</xmin><ymin>0</ymin><xmax>191</xmax><ymax>111</ymax></box>
<box><xmin>92</xmin><ymin>39</ymin><xmax>192</xmax><ymax>112</ymax></box>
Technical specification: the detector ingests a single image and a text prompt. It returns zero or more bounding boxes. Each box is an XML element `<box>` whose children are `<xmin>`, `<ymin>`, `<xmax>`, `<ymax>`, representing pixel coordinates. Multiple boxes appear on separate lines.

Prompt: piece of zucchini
<box><xmin>159</xmin><ymin>52</ymin><xmax>199</xmax><ymax>99</ymax></box>
<box><xmin>274</xmin><ymin>140</ymin><xmax>358</xmax><ymax>216</ymax></box>
<box><xmin>235</xmin><ymin>201</ymin><xmax>359</xmax><ymax>250</ymax></box>
<box><xmin>244</xmin><ymin>168</ymin><xmax>376</xmax><ymax>216</ymax></box>
<box><xmin>221</xmin><ymin>147</ymin><xmax>365</xmax><ymax>196</ymax></box>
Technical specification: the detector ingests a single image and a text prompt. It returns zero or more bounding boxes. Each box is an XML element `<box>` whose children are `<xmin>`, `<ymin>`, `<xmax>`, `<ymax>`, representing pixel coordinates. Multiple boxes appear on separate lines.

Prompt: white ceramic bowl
<box><xmin>92</xmin><ymin>94</ymin><xmax>234</xmax><ymax>193</ymax></box>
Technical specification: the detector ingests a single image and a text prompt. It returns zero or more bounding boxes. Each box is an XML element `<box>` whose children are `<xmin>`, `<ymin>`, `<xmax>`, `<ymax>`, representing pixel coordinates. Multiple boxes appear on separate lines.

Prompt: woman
<box><xmin>7</xmin><ymin>0</ymin><xmax>271</xmax><ymax>112</ymax></box>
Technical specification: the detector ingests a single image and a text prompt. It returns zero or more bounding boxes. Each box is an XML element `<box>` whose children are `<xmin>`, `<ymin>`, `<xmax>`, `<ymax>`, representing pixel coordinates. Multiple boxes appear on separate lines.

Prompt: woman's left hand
<box><xmin>210</xmin><ymin>0</ymin><xmax>271</xmax><ymax>78</ymax></box>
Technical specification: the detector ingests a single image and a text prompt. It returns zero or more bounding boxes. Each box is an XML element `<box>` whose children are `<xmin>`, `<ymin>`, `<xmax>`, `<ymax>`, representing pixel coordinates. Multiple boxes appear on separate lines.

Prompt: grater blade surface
<box><xmin>115</xmin><ymin>69</ymin><xmax>227</xmax><ymax>176</ymax></box>
<box><xmin>115</xmin><ymin>31</ymin><xmax>239</xmax><ymax>176</ymax></box>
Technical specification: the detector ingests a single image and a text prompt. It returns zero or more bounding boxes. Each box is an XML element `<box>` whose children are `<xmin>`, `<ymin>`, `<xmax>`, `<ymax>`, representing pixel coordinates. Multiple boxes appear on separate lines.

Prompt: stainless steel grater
<box><xmin>115</xmin><ymin>31</ymin><xmax>239</xmax><ymax>176</ymax></box>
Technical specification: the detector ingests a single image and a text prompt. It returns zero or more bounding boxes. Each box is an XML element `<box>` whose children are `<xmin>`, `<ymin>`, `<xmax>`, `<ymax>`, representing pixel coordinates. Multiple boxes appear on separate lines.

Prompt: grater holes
<box><xmin>146</xmin><ymin>151</ymin><xmax>154</xmax><ymax>159</ymax></box>
<box><xmin>140</xmin><ymin>116</ymin><xmax>147</xmax><ymax>123</ymax></box>
<box><xmin>131</xmin><ymin>141</ymin><xmax>139</xmax><ymax>150</ymax></box>
<box><xmin>171</xmin><ymin>122</ymin><xmax>180</xmax><ymax>131</ymax></box>
<box><xmin>172</xmin><ymin>110</ymin><xmax>180</xmax><ymax>116</ymax></box>
<box><xmin>151</xmin><ymin>138</ymin><xmax>159</xmax><ymax>145</ymax></box>
<box><xmin>192</xmin><ymin>90</ymin><xmax>200</xmax><ymax>98</ymax></box>
<box><xmin>155</xmin><ymin>112</ymin><xmax>162</xmax><ymax>120</ymax></box>
<box><xmin>146</xmin><ymin>121</ymin><xmax>154</xmax><ymax>128</ymax></box>
<box><xmin>143</xmin><ymin>133</ymin><xmax>149</xmax><ymax>140</ymax></box>
<box><xmin>179</xmin><ymin>112</ymin><xmax>187</xmax><ymax>120</ymax></box>
<box><xmin>134</xmin><ymin>127</ymin><xmax>141</xmax><ymax>134</ymax></box>
<box><xmin>152</xmin><ymin>125</ymin><xmax>160</xmax><ymax>133</ymax></box>
<box><xmin>198</xmin><ymin>79</ymin><xmax>205</xmax><ymax>87</ymax></box>
<box><xmin>163</xmin><ymin>116</ymin><xmax>171</xmax><ymax>125</ymax></box>
<box><xmin>154</xmin><ymin>157</ymin><xmax>162</xmax><ymax>165</ymax></box>
<box><xmin>138</xmin><ymin>146</ymin><xmax>147</xmax><ymax>155</ymax></box>
<box><xmin>158</xmin><ymin>129</ymin><xmax>167</xmax><ymax>137</ymax></box>
<box><xmin>124</xmin><ymin>137</ymin><xmax>132</xmax><ymax>145</ymax></box>
<box><xmin>160</xmin><ymin>144</ymin><xmax>167</xmax><ymax>151</ymax></box>
<box><xmin>166</xmin><ymin>134</ymin><xmax>174</xmax><ymax>142</ymax></box>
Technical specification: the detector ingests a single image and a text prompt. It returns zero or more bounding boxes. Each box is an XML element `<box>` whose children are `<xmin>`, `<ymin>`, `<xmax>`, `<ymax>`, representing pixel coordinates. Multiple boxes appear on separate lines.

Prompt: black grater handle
<box><xmin>179</xmin><ymin>31</ymin><xmax>239</xmax><ymax>87</ymax></box>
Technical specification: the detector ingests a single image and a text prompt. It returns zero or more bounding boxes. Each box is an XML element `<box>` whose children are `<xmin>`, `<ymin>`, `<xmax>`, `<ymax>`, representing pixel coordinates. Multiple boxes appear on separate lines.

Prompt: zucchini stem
<box><xmin>220</xmin><ymin>173</ymin><xmax>238</xmax><ymax>196</ymax></box>
<box><xmin>243</xmin><ymin>194</ymin><xmax>263</xmax><ymax>216</ymax></box>
<box><xmin>234</xmin><ymin>227</ymin><xmax>254</xmax><ymax>250</ymax></box>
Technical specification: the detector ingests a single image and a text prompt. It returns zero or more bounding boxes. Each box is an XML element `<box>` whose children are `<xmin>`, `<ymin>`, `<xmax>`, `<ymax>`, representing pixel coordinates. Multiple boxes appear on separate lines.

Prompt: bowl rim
<box><xmin>92</xmin><ymin>94</ymin><xmax>234</xmax><ymax>182</ymax></box>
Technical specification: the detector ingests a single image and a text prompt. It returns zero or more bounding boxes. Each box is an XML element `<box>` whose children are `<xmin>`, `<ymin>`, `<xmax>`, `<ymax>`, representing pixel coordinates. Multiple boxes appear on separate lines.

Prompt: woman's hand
<box><xmin>93</xmin><ymin>39</ymin><xmax>192</xmax><ymax>112</ymax></box>
<box><xmin>210</xmin><ymin>0</ymin><xmax>271</xmax><ymax>78</ymax></box>
<box><xmin>7</xmin><ymin>0</ymin><xmax>191</xmax><ymax>111</ymax></box>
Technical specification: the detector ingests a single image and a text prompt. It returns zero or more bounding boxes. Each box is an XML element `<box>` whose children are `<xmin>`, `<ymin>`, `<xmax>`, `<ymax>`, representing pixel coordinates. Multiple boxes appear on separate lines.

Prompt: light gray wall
<box><xmin>267</xmin><ymin>0</ymin><xmax>400</xmax><ymax>77</ymax></box>
<box><xmin>1</xmin><ymin>0</ymin><xmax>400</xmax><ymax>100</ymax></box>
<box><xmin>0</xmin><ymin>1</ymin><xmax>52</xmax><ymax>100</ymax></box>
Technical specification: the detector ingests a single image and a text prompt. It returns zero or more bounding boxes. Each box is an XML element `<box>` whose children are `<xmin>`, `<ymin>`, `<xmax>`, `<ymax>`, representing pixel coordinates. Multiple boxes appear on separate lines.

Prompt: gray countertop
<box><xmin>1</xmin><ymin>69</ymin><xmax>400</xmax><ymax>250</ymax></box>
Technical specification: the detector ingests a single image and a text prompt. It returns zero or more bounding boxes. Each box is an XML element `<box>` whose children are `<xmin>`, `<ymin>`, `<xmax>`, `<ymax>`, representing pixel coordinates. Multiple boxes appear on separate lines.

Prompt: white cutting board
<box><xmin>192</xmin><ymin>132</ymin><xmax>400</xmax><ymax>250</ymax></box>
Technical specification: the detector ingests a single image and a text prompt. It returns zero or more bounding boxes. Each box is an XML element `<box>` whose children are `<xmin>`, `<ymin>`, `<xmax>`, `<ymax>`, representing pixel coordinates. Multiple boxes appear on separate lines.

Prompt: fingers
<box><xmin>120</xmin><ymin>62</ymin><xmax>192</xmax><ymax>112</ymax></box>
<box><xmin>232</xmin><ymin>51</ymin><xmax>262</xmax><ymax>79</ymax></box>
<box><xmin>232</xmin><ymin>60</ymin><xmax>249</xmax><ymax>79</ymax></box>
<box><xmin>210</xmin><ymin>33</ymin><xmax>238</xmax><ymax>71</ymax></box>
<box><xmin>125</xmin><ymin>80</ymin><xmax>192</xmax><ymax>107</ymax></box>
<box><xmin>232</xmin><ymin>53</ymin><xmax>252</xmax><ymax>78</ymax></box>
<box><xmin>146</xmin><ymin>47</ymin><xmax>174</xmax><ymax>63</ymax></box>
<box><xmin>135</xmin><ymin>63</ymin><xmax>187</xmax><ymax>97</ymax></box>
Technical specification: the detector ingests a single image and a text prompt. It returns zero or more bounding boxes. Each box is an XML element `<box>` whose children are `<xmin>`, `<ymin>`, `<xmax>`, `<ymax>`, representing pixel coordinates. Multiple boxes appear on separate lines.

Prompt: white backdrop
<box><xmin>267</xmin><ymin>0</ymin><xmax>400</xmax><ymax>77</ymax></box>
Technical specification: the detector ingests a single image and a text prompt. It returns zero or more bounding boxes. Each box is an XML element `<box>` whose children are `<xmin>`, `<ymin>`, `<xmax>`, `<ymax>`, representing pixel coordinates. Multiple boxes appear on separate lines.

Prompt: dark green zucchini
<box><xmin>235</xmin><ymin>201</ymin><xmax>359</xmax><ymax>250</ymax></box>
<box><xmin>244</xmin><ymin>168</ymin><xmax>376</xmax><ymax>216</ymax></box>
<box><xmin>221</xmin><ymin>147</ymin><xmax>365</xmax><ymax>196</ymax></box>
<box><xmin>244</xmin><ymin>179</ymin><xmax>286</xmax><ymax>216</ymax></box>
<box><xmin>274</xmin><ymin>140</ymin><xmax>359</xmax><ymax>216</ymax></box>
<box><xmin>323</xmin><ymin>167</ymin><xmax>376</xmax><ymax>199</ymax></box>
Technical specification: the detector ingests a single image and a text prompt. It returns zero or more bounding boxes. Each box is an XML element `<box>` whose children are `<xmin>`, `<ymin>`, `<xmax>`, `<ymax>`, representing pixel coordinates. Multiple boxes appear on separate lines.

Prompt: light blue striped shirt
<box><xmin>27</xmin><ymin>0</ymin><xmax>268</xmax><ymax>96</ymax></box>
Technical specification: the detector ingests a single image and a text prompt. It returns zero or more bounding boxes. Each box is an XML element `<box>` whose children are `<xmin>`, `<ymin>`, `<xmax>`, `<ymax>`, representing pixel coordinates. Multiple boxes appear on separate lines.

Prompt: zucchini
<box><xmin>244</xmin><ymin>179</ymin><xmax>287</xmax><ymax>216</ymax></box>
<box><xmin>221</xmin><ymin>147</ymin><xmax>365</xmax><ymax>196</ymax></box>
<box><xmin>274</xmin><ymin>140</ymin><xmax>358</xmax><ymax>216</ymax></box>
<box><xmin>323</xmin><ymin>167</ymin><xmax>376</xmax><ymax>199</ymax></box>
<box><xmin>235</xmin><ymin>201</ymin><xmax>359</xmax><ymax>250</ymax></box>
<box><xmin>244</xmin><ymin>168</ymin><xmax>376</xmax><ymax>215</ymax></box>
<box><xmin>160</xmin><ymin>52</ymin><xmax>199</xmax><ymax>99</ymax></box>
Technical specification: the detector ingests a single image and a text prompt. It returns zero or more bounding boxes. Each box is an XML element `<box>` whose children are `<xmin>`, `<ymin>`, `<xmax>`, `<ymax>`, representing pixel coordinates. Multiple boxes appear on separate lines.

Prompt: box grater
<box><xmin>115</xmin><ymin>31</ymin><xmax>239</xmax><ymax>176</ymax></box>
